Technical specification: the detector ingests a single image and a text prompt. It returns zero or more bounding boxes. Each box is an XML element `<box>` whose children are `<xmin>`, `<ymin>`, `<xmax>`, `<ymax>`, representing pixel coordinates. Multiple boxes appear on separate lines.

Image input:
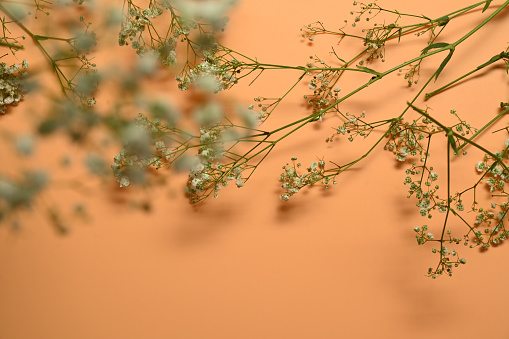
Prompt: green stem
<box><xmin>458</xmin><ymin>106</ymin><xmax>509</xmax><ymax>150</ymax></box>
<box><xmin>0</xmin><ymin>41</ymin><xmax>23</xmax><ymax>49</ymax></box>
<box><xmin>437</xmin><ymin>136</ymin><xmax>452</xmax><ymax>270</ymax></box>
<box><xmin>0</xmin><ymin>2</ymin><xmax>70</xmax><ymax>97</ymax></box>
<box><xmin>426</xmin><ymin>52</ymin><xmax>508</xmax><ymax>99</ymax></box>
<box><xmin>410</xmin><ymin>103</ymin><xmax>509</xmax><ymax>174</ymax></box>
<box><xmin>33</xmin><ymin>35</ymin><xmax>70</xmax><ymax>42</ymax></box>
<box><xmin>452</xmin><ymin>0</ymin><xmax>509</xmax><ymax>48</ymax></box>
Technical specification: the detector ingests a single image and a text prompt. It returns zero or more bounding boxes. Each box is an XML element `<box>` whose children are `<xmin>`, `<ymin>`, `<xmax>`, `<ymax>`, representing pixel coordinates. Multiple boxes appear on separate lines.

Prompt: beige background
<box><xmin>2</xmin><ymin>0</ymin><xmax>509</xmax><ymax>338</ymax></box>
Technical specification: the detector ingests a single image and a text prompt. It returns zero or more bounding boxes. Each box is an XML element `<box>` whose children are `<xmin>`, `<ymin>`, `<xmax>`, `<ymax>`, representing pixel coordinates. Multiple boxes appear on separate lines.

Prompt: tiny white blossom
<box><xmin>280</xmin><ymin>194</ymin><xmax>290</xmax><ymax>201</ymax></box>
<box><xmin>119</xmin><ymin>176</ymin><xmax>130</xmax><ymax>187</ymax></box>
<box><xmin>476</xmin><ymin>161</ymin><xmax>485</xmax><ymax>172</ymax></box>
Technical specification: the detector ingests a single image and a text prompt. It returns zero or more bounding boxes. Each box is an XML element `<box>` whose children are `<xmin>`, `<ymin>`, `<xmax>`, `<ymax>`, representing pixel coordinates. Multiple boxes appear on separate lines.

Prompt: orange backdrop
<box><xmin>2</xmin><ymin>0</ymin><xmax>509</xmax><ymax>338</ymax></box>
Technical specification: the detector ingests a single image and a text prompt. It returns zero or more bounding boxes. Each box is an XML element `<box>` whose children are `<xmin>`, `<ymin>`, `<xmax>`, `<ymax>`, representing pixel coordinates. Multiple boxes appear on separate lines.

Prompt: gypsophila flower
<box><xmin>0</xmin><ymin>60</ymin><xmax>28</xmax><ymax>114</ymax></box>
<box><xmin>119</xmin><ymin>176</ymin><xmax>131</xmax><ymax>187</ymax></box>
<box><xmin>476</xmin><ymin>161</ymin><xmax>486</xmax><ymax>172</ymax></box>
<box><xmin>498</xmin><ymin>211</ymin><xmax>507</xmax><ymax>220</ymax></box>
<box><xmin>15</xmin><ymin>134</ymin><xmax>35</xmax><ymax>155</ymax></box>
<box><xmin>280</xmin><ymin>194</ymin><xmax>290</xmax><ymax>201</ymax></box>
<box><xmin>490</xmin><ymin>165</ymin><xmax>503</xmax><ymax>177</ymax></box>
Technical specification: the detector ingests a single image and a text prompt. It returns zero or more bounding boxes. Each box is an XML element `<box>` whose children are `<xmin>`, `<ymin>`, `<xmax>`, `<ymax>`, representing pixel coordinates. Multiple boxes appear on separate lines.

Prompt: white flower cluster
<box><xmin>279</xmin><ymin>158</ymin><xmax>334</xmax><ymax>201</ymax></box>
<box><xmin>413</xmin><ymin>224</ymin><xmax>434</xmax><ymax>245</ymax></box>
<box><xmin>176</xmin><ymin>53</ymin><xmax>236</xmax><ymax>92</ymax></box>
<box><xmin>0</xmin><ymin>170</ymin><xmax>48</xmax><ymax>211</ymax></box>
<box><xmin>119</xmin><ymin>5</ymin><xmax>179</xmax><ymax>66</ymax></box>
<box><xmin>474</xmin><ymin>210</ymin><xmax>495</xmax><ymax>225</ymax></box>
<box><xmin>112</xmin><ymin>118</ymin><xmax>166</xmax><ymax>188</ymax></box>
<box><xmin>403</xmin><ymin>165</ymin><xmax>444</xmax><ymax>218</ymax></box>
<box><xmin>138</xmin><ymin>39</ymin><xmax>178</xmax><ymax>67</ymax></box>
<box><xmin>385</xmin><ymin>120</ymin><xmax>427</xmax><ymax>162</ymax></box>
<box><xmin>475</xmin><ymin>140</ymin><xmax>509</xmax><ymax>192</ymax></box>
<box><xmin>85</xmin><ymin>153</ymin><xmax>107</xmax><ymax>176</ymax></box>
<box><xmin>186</xmin><ymin>159</ymin><xmax>245</xmax><ymax>202</ymax></box>
<box><xmin>198</xmin><ymin>126</ymin><xmax>224</xmax><ymax>159</ymax></box>
<box><xmin>304</xmin><ymin>64</ymin><xmax>338</xmax><ymax>114</ymax></box>
<box><xmin>363</xmin><ymin>29</ymin><xmax>386</xmax><ymax>62</ymax></box>
<box><xmin>119</xmin><ymin>7</ymin><xmax>164</xmax><ymax>46</ymax></box>
<box><xmin>308</xmin><ymin>73</ymin><xmax>330</xmax><ymax>94</ymax></box>
<box><xmin>471</xmin><ymin>202</ymin><xmax>509</xmax><ymax>247</ymax></box>
<box><xmin>416</xmin><ymin>193</ymin><xmax>432</xmax><ymax>215</ymax></box>
<box><xmin>0</xmin><ymin>60</ymin><xmax>28</xmax><ymax>114</ymax></box>
<box><xmin>119</xmin><ymin>0</ymin><xmax>235</xmax><ymax>73</ymax></box>
<box><xmin>249</xmin><ymin>97</ymin><xmax>279</xmax><ymax>122</ymax></box>
<box><xmin>240</xmin><ymin>105</ymin><xmax>264</xmax><ymax>128</ymax></box>
<box><xmin>172</xmin><ymin>0</ymin><xmax>237</xmax><ymax>29</ymax></box>
<box><xmin>112</xmin><ymin>147</ymin><xmax>162</xmax><ymax>188</ymax></box>
<box><xmin>328</xmin><ymin>111</ymin><xmax>368</xmax><ymax>142</ymax></box>
<box><xmin>186</xmin><ymin>126</ymin><xmax>239</xmax><ymax>202</ymax></box>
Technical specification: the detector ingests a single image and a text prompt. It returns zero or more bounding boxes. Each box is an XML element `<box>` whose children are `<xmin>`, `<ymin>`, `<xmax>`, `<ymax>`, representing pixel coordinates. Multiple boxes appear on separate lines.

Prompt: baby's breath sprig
<box><xmin>384</xmin><ymin>116</ymin><xmax>432</xmax><ymax>162</ymax></box>
<box><xmin>119</xmin><ymin>1</ymin><xmax>176</xmax><ymax>62</ymax></box>
<box><xmin>110</xmin><ymin>98</ymin><xmax>275</xmax><ymax>203</ymax></box>
<box><xmin>249</xmin><ymin>97</ymin><xmax>279</xmax><ymax>122</ymax></box>
<box><xmin>119</xmin><ymin>0</ymin><xmax>238</xmax><ymax>94</ymax></box>
<box><xmin>326</xmin><ymin>110</ymin><xmax>393</xmax><ymax>143</ymax></box>
<box><xmin>0</xmin><ymin>170</ymin><xmax>49</xmax><ymax>231</ymax></box>
<box><xmin>0</xmin><ymin>16</ymin><xmax>26</xmax><ymax>54</ymax></box>
<box><xmin>404</xmin><ymin>164</ymin><xmax>443</xmax><ymax>218</ymax></box>
<box><xmin>279</xmin><ymin>157</ymin><xmax>336</xmax><ymax>201</ymax></box>
<box><xmin>0</xmin><ymin>1</ymin><xmax>98</xmax><ymax>107</ymax></box>
<box><xmin>29</xmin><ymin>0</ymin><xmax>52</xmax><ymax>18</ymax></box>
<box><xmin>406</xmin><ymin>102</ymin><xmax>509</xmax><ymax>276</ymax></box>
